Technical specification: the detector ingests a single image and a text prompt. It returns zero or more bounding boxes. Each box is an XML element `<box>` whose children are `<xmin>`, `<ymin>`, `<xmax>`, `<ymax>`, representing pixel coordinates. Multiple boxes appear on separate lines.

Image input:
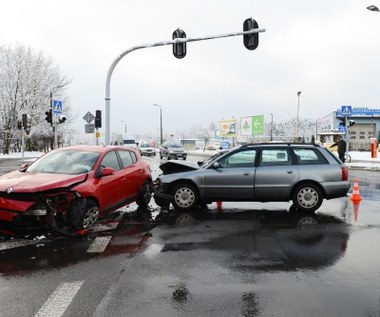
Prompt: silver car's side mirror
<box><xmin>213</xmin><ymin>162</ymin><xmax>220</xmax><ymax>169</ymax></box>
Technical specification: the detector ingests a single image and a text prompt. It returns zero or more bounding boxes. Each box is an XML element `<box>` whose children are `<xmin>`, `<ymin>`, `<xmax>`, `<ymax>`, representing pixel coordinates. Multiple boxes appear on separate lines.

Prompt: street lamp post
<box><xmin>153</xmin><ymin>104</ymin><xmax>163</xmax><ymax>145</ymax></box>
<box><xmin>270</xmin><ymin>113</ymin><xmax>273</xmax><ymax>141</ymax></box>
<box><xmin>296</xmin><ymin>91</ymin><xmax>302</xmax><ymax>142</ymax></box>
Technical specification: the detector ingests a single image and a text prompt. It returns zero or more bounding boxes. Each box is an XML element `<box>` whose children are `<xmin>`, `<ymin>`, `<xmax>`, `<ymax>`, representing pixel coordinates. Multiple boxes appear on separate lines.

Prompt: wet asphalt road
<box><xmin>0</xmin><ymin>155</ymin><xmax>379</xmax><ymax>316</ymax></box>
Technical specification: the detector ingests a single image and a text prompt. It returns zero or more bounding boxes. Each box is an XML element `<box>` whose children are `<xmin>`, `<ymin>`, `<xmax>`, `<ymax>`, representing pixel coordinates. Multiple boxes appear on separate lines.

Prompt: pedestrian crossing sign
<box><xmin>53</xmin><ymin>100</ymin><xmax>63</xmax><ymax>114</ymax></box>
<box><xmin>341</xmin><ymin>105</ymin><xmax>352</xmax><ymax>116</ymax></box>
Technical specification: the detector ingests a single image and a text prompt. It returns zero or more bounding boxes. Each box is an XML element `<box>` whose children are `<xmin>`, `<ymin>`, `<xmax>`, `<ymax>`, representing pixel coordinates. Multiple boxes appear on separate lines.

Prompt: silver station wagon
<box><xmin>154</xmin><ymin>143</ymin><xmax>350</xmax><ymax>212</ymax></box>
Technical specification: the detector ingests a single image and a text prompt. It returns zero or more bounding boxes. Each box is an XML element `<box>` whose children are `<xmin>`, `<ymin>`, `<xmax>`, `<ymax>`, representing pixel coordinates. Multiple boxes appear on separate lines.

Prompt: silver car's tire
<box><xmin>172</xmin><ymin>183</ymin><xmax>199</xmax><ymax>211</ymax></box>
<box><xmin>293</xmin><ymin>183</ymin><xmax>323</xmax><ymax>212</ymax></box>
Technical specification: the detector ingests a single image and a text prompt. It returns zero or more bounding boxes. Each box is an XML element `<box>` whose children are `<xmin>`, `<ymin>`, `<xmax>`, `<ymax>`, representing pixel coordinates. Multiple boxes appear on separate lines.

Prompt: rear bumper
<box><xmin>323</xmin><ymin>181</ymin><xmax>351</xmax><ymax>199</ymax></box>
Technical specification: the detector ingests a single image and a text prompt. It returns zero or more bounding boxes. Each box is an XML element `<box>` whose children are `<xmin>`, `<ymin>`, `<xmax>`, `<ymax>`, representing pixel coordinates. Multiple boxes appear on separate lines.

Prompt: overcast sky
<box><xmin>1</xmin><ymin>0</ymin><xmax>380</xmax><ymax>139</ymax></box>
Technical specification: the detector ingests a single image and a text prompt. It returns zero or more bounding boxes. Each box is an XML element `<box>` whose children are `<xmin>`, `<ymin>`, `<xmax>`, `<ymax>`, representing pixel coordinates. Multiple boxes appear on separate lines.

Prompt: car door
<box><xmin>254</xmin><ymin>148</ymin><xmax>299</xmax><ymax>200</ymax></box>
<box><xmin>96</xmin><ymin>150</ymin><xmax>125</xmax><ymax>210</ymax></box>
<box><xmin>118</xmin><ymin>149</ymin><xmax>142</xmax><ymax>199</ymax></box>
<box><xmin>202</xmin><ymin>149</ymin><xmax>256</xmax><ymax>200</ymax></box>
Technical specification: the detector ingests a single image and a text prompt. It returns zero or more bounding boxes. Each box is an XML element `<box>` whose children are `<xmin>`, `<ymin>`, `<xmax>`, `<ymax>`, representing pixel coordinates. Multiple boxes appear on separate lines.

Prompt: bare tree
<box><xmin>0</xmin><ymin>44</ymin><xmax>71</xmax><ymax>153</ymax></box>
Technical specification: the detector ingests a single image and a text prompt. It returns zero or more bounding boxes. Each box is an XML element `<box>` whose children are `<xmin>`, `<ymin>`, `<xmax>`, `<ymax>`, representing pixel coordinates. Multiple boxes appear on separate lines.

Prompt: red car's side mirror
<box><xmin>101</xmin><ymin>167</ymin><xmax>115</xmax><ymax>176</ymax></box>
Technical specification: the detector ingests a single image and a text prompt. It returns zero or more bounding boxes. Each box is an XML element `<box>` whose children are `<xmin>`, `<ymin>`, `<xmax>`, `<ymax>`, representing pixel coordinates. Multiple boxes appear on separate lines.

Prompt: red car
<box><xmin>0</xmin><ymin>145</ymin><xmax>152</xmax><ymax>236</ymax></box>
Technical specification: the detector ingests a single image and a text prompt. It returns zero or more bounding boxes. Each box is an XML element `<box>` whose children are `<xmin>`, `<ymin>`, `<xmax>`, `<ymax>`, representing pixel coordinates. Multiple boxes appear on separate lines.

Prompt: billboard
<box><xmin>219</xmin><ymin>119</ymin><xmax>237</xmax><ymax>137</ymax></box>
<box><xmin>240</xmin><ymin>115</ymin><xmax>264</xmax><ymax>136</ymax></box>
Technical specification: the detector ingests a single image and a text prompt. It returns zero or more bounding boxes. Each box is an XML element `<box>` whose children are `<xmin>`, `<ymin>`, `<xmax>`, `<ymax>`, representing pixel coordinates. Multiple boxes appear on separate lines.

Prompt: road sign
<box><xmin>83</xmin><ymin>111</ymin><xmax>95</xmax><ymax>123</ymax></box>
<box><xmin>252</xmin><ymin>115</ymin><xmax>264</xmax><ymax>135</ymax></box>
<box><xmin>341</xmin><ymin>105</ymin><xmax>352</xmax><ymax>116</ymax></box>
<box><xmin>53</xmin><ymin>100</ymin><xmax>63</xmax><ymax>114</ymax></box>
<box><xmin>85</xmin><ymin>124</ymin><xmax>95</xmax><ymax>133</ymax></box>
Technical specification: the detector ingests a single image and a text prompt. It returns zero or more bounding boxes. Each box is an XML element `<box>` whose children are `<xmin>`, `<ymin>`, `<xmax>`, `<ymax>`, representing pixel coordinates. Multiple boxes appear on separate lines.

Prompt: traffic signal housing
<box><xmin>172</xmin><ymin>29</ymin><xmax>187</xmax><ymax>59</ymax></box>
<box><xmin>338</xmin><ymin>117</ymin><xmax>346</xmax><ymax>128</ymax></box>
<box><xmin>45</xmin><ymin>109</ymin><xmax>52</xmax><ymax>125</ymax></box>
<box><xmin>95</xmin><ymin>110</ymin><xmax>102</xmax><ymax>128</ymax></box>
<box><xmin>59</xmin><ymin>116</ymin><xmax>66</xmax><ymax>124</ymax></box>
<box><xmin>22</xmin><ymin>114</ymin><xmax>28</xmax><ymax>129</ymax></box>
<box><xmin>243</xmin><ymin>18</ymin><xmax>259</xmax><ymax>50</ymax></box>
<box><xmin>349</xmin><ymin>120</ymin><xmax>355</xmax><ymax>127</ymax></box>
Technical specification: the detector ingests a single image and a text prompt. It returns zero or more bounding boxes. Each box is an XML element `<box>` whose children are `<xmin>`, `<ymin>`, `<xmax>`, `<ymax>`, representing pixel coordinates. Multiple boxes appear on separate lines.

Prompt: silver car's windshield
<box><xmin>200</xmin><ymin>150</ymin><xmax>230</xmax><ymax>167</ymax></box>
<box><xmin>27</xmin><ymin>150</ymin><xmax>100</xmax><ymax>174</ymax></box>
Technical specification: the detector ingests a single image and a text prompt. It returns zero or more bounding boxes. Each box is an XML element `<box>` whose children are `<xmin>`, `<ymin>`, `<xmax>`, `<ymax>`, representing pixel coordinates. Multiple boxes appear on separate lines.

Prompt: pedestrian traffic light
<box><xmin>22</xmin><ymin>114</ymin><xmax>28</xmax><ymax>129</ymax></box>
<box><xmin>243</xmin><ymin>18</ymin><xmax>259</xmax><ymax>50</ymax></box>
<box><xmin>45</xmin><ymin>109</ymin><xmax>52</xmax><ymax>125</ymax></box>
<box><xmin>95</xmin><ymin>110</ymin><xmax>102</xmax><ymax>128</ymax></box>
<box><xmin>349</xmin><ymin>120</ymin><xmax>355</xmax><ymax>127</ymax></box>
<box><xmin>172</xmin><ymin>29</ymin><xmax>187</xmax><ymax>59</ymax></box>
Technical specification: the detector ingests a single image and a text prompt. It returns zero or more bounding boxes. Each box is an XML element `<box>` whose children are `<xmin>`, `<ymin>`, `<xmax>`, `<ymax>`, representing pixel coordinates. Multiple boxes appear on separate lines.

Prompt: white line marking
<box><xmin>0</xmin><ymin>239</ymin><xmax>40</xmax><ymax>251</ymax></box>
<box><xmin>86</xmin><ymin>236</ymin><xmax>112</xmax><ymax>253</ymax></box>
<box><xmin>91</xmin><ymin>221</ymin><xmax>119</xmax><ymax>232</ymax></box>
<box><xmin>34</xmin><ymin>281</ymin><xmax>84</xmax><ymax>317</ymax></box>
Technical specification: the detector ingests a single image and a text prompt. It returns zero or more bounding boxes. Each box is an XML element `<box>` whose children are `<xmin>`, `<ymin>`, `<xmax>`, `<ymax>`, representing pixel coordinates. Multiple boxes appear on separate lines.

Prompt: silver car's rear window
<box><xmin>293</xmin><ymin>148</ymin><xmax>328</xmax><ymax>165</ymax></box>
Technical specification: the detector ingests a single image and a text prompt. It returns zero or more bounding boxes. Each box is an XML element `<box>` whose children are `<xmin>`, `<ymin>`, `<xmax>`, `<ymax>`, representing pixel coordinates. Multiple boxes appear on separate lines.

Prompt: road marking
<box><xmin>0</xmin><ymin>239</ymin><xmax>41</xmax><ymax>251</ymax></box>
<box><xmin>91</xmin><ymin>221</ymin><xmax>119</xmax><ymax>232</ymax></box>
<box><xmin>34</xmin><ymin>281</ymin><xmax>84</xmax><ymax>317</ymax></box>
<box><xmin>87</xmin><ymin>236</ymin><xmax>112</xmax><ymax>253</ymax></box>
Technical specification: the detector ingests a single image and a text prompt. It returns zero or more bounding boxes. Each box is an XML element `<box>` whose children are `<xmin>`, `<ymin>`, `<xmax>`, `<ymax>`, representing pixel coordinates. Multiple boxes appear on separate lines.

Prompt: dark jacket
<box><xmin>331</xmin><ymin>139</ymin><xmax>346</xmax><ymax>155</ymax></box>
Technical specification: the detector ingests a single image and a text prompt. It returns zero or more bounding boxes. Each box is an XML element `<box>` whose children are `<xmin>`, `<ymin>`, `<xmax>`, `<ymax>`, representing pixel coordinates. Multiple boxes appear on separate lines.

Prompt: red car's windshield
<box><xmin>27</xmin><ymin>150</ymin><xmax>100</xmax><ymax>174</ymax></box>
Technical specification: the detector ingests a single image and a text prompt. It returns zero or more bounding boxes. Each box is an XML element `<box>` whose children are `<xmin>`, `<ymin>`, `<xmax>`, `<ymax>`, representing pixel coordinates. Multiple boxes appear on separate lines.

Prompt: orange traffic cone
<box><xmin>351</xmin><ymin>178</ymin><xmax>362</xmax><ymax>202</ymax></box>
<box><xmin>352</xmin><ymin>200</ymin><xmax>360</xmax><ymax>222</ymax></box>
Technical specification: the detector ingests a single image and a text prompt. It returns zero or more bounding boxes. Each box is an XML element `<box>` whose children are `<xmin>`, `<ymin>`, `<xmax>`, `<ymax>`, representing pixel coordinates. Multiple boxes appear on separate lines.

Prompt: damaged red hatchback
<box><xmin>0</xmin><ymin>145</ymin><xmax>152</xmax><ymax>235</ymax></box>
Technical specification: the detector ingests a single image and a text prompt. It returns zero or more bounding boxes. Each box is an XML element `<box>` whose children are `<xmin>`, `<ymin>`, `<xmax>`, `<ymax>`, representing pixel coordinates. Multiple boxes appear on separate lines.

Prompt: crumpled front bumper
<box><xmin>152</xmin><ymin>180</ymin><xmax>172</xmax><ymax>208</ymax></box>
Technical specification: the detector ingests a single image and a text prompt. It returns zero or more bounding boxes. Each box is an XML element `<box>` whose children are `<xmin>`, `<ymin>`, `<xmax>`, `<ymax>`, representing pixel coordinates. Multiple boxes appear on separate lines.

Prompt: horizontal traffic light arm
<box><xmin>104</xmin><ymin>25</ymin><xmax>266</xmax><ymax>144</ymax></box>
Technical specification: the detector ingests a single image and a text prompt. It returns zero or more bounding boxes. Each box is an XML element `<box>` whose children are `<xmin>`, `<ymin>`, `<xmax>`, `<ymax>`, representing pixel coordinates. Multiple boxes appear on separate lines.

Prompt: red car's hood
<box><xmin>0</xmin><ymin>171</ymin><xmax>87</xmax><ymax>193</ymax></box>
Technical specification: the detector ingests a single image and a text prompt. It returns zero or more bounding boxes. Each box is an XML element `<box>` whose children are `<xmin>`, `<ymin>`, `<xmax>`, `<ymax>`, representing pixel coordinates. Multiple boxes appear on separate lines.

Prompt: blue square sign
<box><xmin>53</xmin><ymin>100</ymin><xmax>63</xmax><ymax>114</ymax></box>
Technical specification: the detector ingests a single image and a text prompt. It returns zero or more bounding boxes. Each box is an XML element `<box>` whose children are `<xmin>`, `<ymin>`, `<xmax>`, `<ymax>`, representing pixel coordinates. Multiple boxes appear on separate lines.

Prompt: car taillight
<box><xmin>341</xmin><ymin>166</ymin><xmax>348</xmax><ymax>181</ymax></box>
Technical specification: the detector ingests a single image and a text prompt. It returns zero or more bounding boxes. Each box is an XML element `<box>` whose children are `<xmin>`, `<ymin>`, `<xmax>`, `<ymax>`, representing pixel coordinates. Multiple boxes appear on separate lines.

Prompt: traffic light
<box><xmin>338</xmin><ymin>117</ymin><xmax>346</xmax><ymax>128</ymax></box>
<box><xmin>349</xmin><ymin>120</ymin><xmax>355</xmax><ymax>127</ymax></box>
<box><xmin>17</xmin><ymin>120</ymin><xmax>22</xmax><ymax>130</ymax></box>
<box><xmin>22</xmin><ymin>114</ymin><xmax>28</xmax><ymax>129</ymax></box>
<box><xmin>95</xmin><ymin>110</ymin><xmax>102</xmax><ymax>128</ymax></box>
<box><xmin>45</xmin><ymin>109</ymin><xmax>52</xmax><ymax>125</ymax></box>
<box><xmin>243</xmin><ymin>18</ymin><xmax>259</xmax><ymax>50</ymax></box>
<box><xmin>172</xmin><ymin>29</ymin><xmax>187</xmax><ymax>59</ymax></box>
<box><xmin>59</xmin><ymin>116</ymin><xmax>66</xmax><ymax>124</ymax></box>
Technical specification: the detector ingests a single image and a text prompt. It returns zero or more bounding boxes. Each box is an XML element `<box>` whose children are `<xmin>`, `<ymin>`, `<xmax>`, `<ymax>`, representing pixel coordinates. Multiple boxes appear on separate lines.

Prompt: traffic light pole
<box><xmin>104</xmin><ymin>27</ymin><xmax>266</xmax><ymax>145</ymax></box>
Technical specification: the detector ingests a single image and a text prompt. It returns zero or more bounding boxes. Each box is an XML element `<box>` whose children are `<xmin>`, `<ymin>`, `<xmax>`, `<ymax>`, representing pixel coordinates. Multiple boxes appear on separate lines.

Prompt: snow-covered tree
<box><xmin>264</xmin><ymin>118</ymin><xmax>316</xmax><ymax>141</ymax></box>
<box><xmin>0</xmin><ymin>44</ymin><xmax>71</xmax><ymax>153</ymax></box>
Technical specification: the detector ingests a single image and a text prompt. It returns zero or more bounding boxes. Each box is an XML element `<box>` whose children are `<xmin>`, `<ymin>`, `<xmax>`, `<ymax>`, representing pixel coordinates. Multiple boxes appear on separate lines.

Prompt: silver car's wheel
<box><xmin>293</xmin><ymin>183</ymin><xmax>323</xmax><ymax>212</ymax></box>
<box><xmin>172</xmin><ymin>184</ymin><xmax>199</xmax><ymax>211</ymax></box>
